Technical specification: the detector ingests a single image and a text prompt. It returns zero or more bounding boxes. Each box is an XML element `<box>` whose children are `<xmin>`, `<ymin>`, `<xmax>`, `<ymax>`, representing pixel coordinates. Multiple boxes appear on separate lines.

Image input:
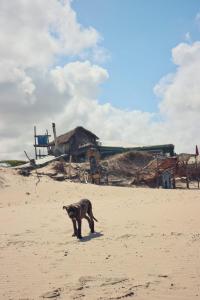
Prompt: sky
<box><xmin>0</xmin><ymin>0</ymin><xmax>200</xmax><ymax>159</ymax></box>
<box><xmin>73</xmin><ymin>0</ymin><xmax>200</xmax><ymax>112</ymax></box>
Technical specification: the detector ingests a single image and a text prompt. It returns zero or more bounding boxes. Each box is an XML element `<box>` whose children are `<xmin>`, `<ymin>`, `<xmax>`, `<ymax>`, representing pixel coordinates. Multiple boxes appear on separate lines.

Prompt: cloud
<box><xmin>185</xmin><ymin>32</ymin><xmax>191</xmax><ymax>43</ymax></box>
<box><xmin>79</xmin><ymin>46</ymin><xmax>111</xmax><ymax>64</ymax></box>
<box><xmin>1</xmin><ymin>1</ymin><xmax>200</xmax><ymax>159</ymax></box>
<box><xmin>0</xmin><ymin>0</ymin><xmax>100</xmax><ymax>69</ymax></box>
<box><xmin>52</xmin><ymin>40</ymin><xmax>200</xmax><ymax>154</ymax></box>
<box><xmin>195</xmin><ymin>12</ymin><xmax>200</xmax><ymax>27</ymax></box>
<box><xmin>154</xmin><ymin>42</ymin><xmax>200</xmax><ymax>152</ymax></box>
<box><xmin>50</xmin><ymin>60</ymin><xmax>109</xmax><ymax>97</ymax></box>
<box><xmin>158</xmin><ymin>42</ymin><xmax>200</xmax><ymax>116</ymax></box>
<box><xmin>0</xmin><ymin>0</ymin><xmax>102</xmax><ymax>159</ymax></box>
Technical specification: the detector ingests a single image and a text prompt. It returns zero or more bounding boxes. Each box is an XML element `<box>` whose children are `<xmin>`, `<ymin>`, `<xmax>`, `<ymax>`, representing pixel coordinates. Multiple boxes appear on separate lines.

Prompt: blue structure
<box><xmin>34</xmin><ymin>126</ymin><xmax>51</xmax><ymax>159</ymax></box>
<box><xmin>37</xmin><ymin>135</ymin><xmax>48</xmax><ymax>146</ymax></box>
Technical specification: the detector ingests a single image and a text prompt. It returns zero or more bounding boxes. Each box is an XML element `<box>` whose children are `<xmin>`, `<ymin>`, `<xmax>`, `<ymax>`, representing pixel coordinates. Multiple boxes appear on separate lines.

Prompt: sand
<box><xmin>0</xmin><ymin>168</ymin><xmax>200</xmax><ymax>299</ymax></box>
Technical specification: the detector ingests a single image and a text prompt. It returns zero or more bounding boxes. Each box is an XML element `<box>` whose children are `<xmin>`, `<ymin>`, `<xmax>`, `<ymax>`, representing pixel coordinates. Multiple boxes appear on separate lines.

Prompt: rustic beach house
<box><xmin>48</xmin><ymin>124</ymin><xmax>99</xmax><ymax>161</ymax></box>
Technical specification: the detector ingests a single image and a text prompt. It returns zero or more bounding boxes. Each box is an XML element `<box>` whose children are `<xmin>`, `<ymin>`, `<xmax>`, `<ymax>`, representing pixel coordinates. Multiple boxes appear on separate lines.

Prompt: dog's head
<box><xmin>63</xmin><ymin>205</ymin><xmax>77</xmax><ymax>219</ymax></box>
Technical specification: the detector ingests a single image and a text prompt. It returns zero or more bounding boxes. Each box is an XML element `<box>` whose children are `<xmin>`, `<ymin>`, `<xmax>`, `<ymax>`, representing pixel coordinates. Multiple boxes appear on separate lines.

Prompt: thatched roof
<box><xmin>50</xmin><ymin>126</ymin><xmax>99</xmax><ymax>146</ymax></box>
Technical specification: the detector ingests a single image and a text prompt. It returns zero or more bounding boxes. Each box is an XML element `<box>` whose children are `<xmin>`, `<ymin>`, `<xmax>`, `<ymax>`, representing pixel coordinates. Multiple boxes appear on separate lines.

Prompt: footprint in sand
<box><xmin>41</xmin><ymin>288</ymin><xmax>61</xmax><ymax>298</ymax></box>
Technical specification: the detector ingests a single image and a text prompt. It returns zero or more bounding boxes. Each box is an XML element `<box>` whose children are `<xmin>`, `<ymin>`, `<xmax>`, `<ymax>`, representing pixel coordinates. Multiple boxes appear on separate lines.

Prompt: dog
<box><xmin>63</xmin><ymin>199</ymin><xmax>98</xmax><ymax>239</ymax></box>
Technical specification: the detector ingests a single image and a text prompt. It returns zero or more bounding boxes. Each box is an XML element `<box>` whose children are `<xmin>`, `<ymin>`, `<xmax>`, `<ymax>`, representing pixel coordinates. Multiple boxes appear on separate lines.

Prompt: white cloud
<box><xmin>79</xmin><ymin>46</ymin><xmax>111</xmax><ymax>64</ymax></box>
<box><xmin>50</xmin><ymin>60</ymin><xmax>109</xmax><ymax>97</ymax></box>
<box><xmin>185</xmin><ymin>32</ymin><xmax>191</xmax><ymax>43</ymax></box>
<box><xmin>0</xmin><ymin>0</ymin><xmax>101</xmax><ymax>112</ymax></box>
<box><xmin>159</xmin><ymin>42</ymin><xmax>200</xmax><ymax>116</ymax></box>
<box><xmin>0</xmin><ymin>0</ymin><xmax>102</xmax><ymax>159</ymax></box>
<box><xmin>0</xmin><ymin>1</ymin><xmax>200</xmax><ymax>159</ymax></box>
<box><xmin>195</xmin><ymin>12</ymin><xmax>200</xmax><ymax>27</ymax></box>
<box><xmin>154</xmin><ymin>42</ymin><xmax>200</xmax><ymax>152</ymax></box>
<box><xmin>0</xmin><ymin>0</ymin><xmax>100</xmax><ymax>69</ymax></box>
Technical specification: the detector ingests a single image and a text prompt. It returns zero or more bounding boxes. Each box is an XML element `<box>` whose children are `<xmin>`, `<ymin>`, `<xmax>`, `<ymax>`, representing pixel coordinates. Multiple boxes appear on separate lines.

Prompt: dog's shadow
<box><xmin>79</xmin><ymin>231</ymin><xmax>104</xmax><ymax>242</ymax></box>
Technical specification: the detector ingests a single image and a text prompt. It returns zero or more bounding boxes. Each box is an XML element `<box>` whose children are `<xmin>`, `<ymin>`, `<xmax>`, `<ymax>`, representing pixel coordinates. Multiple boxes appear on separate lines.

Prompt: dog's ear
<box><xmin>63</xmin><ymin>205</ymin><xmax>69</xmax><ymax>211</ymax></box>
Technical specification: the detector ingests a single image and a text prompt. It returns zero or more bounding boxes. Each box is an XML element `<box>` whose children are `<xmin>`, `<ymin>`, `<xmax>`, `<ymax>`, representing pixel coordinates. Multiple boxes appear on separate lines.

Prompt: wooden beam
<box><xmin>34</xmin><ymin>126</ymin><xmax>37</xmax><ymax>160</ymax></box>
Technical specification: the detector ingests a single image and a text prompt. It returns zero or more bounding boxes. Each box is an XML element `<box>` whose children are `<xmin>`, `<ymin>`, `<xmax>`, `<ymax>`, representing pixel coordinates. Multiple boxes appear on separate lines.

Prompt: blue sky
<box><xmin>73</xmin><ymin>0</ymin><xmax>200</xmax><ymax>112</ymax></box>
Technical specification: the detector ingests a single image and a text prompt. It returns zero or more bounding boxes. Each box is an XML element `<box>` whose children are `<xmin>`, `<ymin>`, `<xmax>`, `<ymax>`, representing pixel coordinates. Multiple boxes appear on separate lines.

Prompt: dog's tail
<box><xmin>92</xmin><ymin>215</ymin><xmax>98</xmax><ymax>222</ymax></box>
<box><xmin>88</xmin><ymin>200</ymin><xmax>98</xmax><ymax>222</ymax></box>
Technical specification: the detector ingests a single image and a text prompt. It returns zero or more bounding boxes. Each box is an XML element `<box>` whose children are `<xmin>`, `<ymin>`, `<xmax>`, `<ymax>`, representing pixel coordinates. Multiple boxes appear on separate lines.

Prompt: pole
<box><xmin>46</xmin><ymin>129</ymin><xmax>50</xmax><ymax>155</ymax></box>
<box><xmin>195</xmin><ymin>155</ymin><xmax>199</xmax><ymax>189</ymax></box>
<box><xmin>69</xmin><ymin>155</ymin><xmax>72</xmax><ymax>179</ymax></box>
<box><xmin>186</xmin><ymin>161</ymin><xmax>189</xmax><ymax>189</ymax></box>
<box><xmin>156</xmin><ymin>154</ymin><xmax>159</xmax><ymax>188</ymax></box>
<box><xmin>52</xmin><ymin>123</ymin><xmax>57</xmax><ymax>148</ymax></box>
<box><xmin>34</xmin><ymin>126</ymin><xmax>37</xmax><ymax>160</ymax></box>
<box><xmin>24</xmin><ymin>150</ymin><xmax>31</xmax><ymax>162</ymax></box>
<box><xmin>24</xmin><ymin>151</ymin><xmax>35</xmax><ymax>166</ymax></box>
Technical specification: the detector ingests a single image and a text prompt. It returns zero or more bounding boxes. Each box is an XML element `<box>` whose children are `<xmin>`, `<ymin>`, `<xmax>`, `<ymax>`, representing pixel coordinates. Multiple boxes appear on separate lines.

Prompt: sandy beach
<box><xmin>1</xmin><ymin>168</ymin><xmax>200</xmax><ymax>299</ymax></box>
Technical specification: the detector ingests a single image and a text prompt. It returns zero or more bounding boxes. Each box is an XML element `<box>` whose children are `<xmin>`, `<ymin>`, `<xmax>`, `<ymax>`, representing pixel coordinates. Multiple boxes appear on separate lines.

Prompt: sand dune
<box><xmin>0</xmin><ymin>168</ymin><xmax>200</xmax><ymax>299</ymax></box>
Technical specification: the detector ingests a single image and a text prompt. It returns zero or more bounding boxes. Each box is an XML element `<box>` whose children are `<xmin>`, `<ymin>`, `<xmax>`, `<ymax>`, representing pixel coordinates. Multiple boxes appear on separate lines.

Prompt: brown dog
<box><xmin>63</xmin><ymin>199</ymin><xmax>98</xmax><ymax>239</ymax></box>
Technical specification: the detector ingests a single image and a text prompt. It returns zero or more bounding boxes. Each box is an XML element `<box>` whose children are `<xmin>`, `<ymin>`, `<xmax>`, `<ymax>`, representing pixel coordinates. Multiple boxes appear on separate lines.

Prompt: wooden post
<box><xmin>24</xmin><ymin>151</ymin><xmax>35</xmax><ymax>166</ymax></box>
<box><xmin>24</xmin><ymin>150</ymin><xmax>31</xmax><ymax>162</ymax></box>
<box><xmin>186</xmin><ymin>162</ymin><xmax>189</xmax><ymax>189</ymax></box>
<box><xmin>68</xmin><ymin>155</ymin><xmax>72</xmax><ymax>179</ymax></box>
<box><xmin>156</xmin><ymin>154</ymin><xmax>159</xmax><ymax>188</ymax></box>
<box><xmin>195</xmin><ymin>155</ymin><xmax>199</xmax><ymax>189</ymax></box>
<box><xmin>34</xmin><ymin>126</ymin><xmax>37</xmax><ymax>160</ymax></box>
<box><xmin>46</xmin><ymin>129</ymin><xmax>50</xmax><ymax>155</ymax></box>
<box><xmin>52</xmin><ymin>123</ymin><xmax>57</xmax><ymax>148</ymax></box>
<box><xmin>172</xmin><ymin>176</ymin><xmax>176</xmax><ymax>189</ymax></box>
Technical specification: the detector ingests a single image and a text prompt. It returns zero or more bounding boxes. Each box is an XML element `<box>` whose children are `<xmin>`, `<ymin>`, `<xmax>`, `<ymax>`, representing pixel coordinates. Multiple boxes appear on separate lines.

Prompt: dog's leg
<box><xmin>84</xmin><ymin>216</ymin><xmax>94</xmax><ymax>233</ymax></box>
<box><xmin>87</xmin><ymin>214</ymin><xmax>95</xmax><ymax>233</ymax></box>
<box><xmin>77</xmin><ymin>219</ymin><xmax>82</xmax><ymax>239</ymax></box>
<box><xmin>90</xmin><ymin>218</ymin><xmax>95</xmax><ymax>233</ymax></box>
<box><xmin>72</xmin><ymin>219</ymin><xmax>77</xmax><ymax>237</ymax></box>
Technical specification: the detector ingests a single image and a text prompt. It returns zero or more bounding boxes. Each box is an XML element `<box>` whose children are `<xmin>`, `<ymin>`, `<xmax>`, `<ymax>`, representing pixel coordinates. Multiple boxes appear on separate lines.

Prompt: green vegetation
<box><xmin>0</xmin><ymin>160</ymin><xmax>26</xmax><ymax>167</ymax></box>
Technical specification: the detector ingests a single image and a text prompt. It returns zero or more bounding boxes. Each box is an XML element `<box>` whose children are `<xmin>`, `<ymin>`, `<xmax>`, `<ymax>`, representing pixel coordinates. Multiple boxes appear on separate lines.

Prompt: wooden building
<box><xmin>47</xmin><ymin>123</ymin><xmax>175</xmax><ymax>162</ymax></box>
<box><xmin>48</xmin><ymin>125</ymin><xmax>99</xmax><ymax>161</ymax></box>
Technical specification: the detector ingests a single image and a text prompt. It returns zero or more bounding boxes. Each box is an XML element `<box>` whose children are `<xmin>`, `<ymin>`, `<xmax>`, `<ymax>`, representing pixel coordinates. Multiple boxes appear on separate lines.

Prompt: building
<box><xmin>48</xmin><ymin>123</ymin><xmax>175</xmax><ymax>162</ymax></box>
<box><xmin>99</xmin><ymin>144</ymin><xmax>175</xmax><ymax>158</ymax></box>
<box><xmin>48</xmin><ymin>125</ymin><xmax>99</xmax><ymax>161</ymax></box>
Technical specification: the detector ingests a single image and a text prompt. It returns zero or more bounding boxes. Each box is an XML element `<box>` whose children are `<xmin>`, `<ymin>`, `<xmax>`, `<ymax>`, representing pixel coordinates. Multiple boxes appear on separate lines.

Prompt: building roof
<box><xmin>50</xmin><ymin>126</ymin><xmax>99</xmax><ymax>146</ymax></box>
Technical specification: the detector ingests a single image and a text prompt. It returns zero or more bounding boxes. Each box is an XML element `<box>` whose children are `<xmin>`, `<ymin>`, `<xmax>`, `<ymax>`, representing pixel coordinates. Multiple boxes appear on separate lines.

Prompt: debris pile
<box><xmin>30</xmin><ymin>151</ymin><xmax>156</xmax><ymax>186</ymax></box>
<box><xmin>100</xmin><ymin>151</ymin><xmax>154</xmax><ymax>186</ymax></box>
<box><xmin>101</xmin><ymin>151</ymin><xmax>154</xmax><ymax>175</ymax></box>
<box><xmin>177</xmin><ymin>154</ymin><xmax>200</xmax><ymax>179</ymax></box>
<box><xmin>34</xmin><ymin>160</ymin><xmax>89</xmax><ymax>182</ymax></box>
<box><xmin>14</xmin><ymin>150</ymin><xmax>200</xmax><ymax>188</ymax></box>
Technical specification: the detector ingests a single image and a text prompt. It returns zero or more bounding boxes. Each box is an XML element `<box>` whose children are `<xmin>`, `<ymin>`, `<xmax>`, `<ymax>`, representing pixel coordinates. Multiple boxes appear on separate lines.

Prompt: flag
<box><xmin>195</xmin><ymin>145</ymin><xmax>199</xmax><ymax>156</ymax></box>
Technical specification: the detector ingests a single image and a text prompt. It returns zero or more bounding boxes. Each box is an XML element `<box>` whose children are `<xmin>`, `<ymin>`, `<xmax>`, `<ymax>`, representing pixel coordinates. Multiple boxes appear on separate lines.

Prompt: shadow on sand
<box><xmin>79</xmin><ymin>231</ymin><xmax>104</xmax><ymax>242</ymax></box>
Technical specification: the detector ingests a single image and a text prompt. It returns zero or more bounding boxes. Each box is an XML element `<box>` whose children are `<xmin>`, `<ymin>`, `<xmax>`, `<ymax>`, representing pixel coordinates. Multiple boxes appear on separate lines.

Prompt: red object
<box><xmin>195</xmin><ymin>145</ymin><xmax>199</xmax><ymax>156</ymax></box>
